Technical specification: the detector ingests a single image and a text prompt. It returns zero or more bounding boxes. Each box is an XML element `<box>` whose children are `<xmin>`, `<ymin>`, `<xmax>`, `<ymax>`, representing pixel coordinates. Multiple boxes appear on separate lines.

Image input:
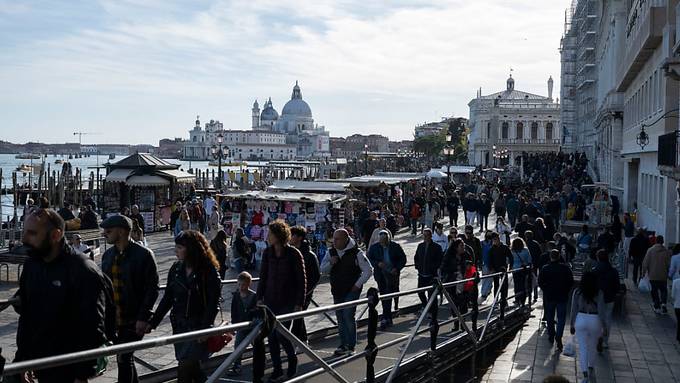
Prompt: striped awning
<box><xmin>126</xmin><ymin>175</ymin><xmax>170</xmax><ymax>187</ymax></box>
<box><xmin>105</xmin><ymin>169</ymin><xmax>134</xmax><ymax>183</ymax></box>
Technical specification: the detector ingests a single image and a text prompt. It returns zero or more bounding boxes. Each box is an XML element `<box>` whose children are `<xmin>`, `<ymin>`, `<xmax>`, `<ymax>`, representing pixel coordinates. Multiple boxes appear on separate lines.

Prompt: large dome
<box><xmin>282</xmin><ymin>99</ymin><xmax>312</xmax><ymax>118</ymax></box>
<box><xmin>281</xmin><ymin>81</ymin><xmax>312</xmax><ymax>118</ymax></box>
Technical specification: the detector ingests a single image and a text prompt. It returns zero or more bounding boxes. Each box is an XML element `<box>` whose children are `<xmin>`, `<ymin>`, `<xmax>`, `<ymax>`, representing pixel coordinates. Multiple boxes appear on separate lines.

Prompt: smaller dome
<box><xmin>261</xmin><ymin>98</ymin><xmax>279</xmax><ymax>120</ymax></box>
<box><xmin>507</xmin><ymin>74</ymin><xmax>515</xmax><ymax>91</ymax></box>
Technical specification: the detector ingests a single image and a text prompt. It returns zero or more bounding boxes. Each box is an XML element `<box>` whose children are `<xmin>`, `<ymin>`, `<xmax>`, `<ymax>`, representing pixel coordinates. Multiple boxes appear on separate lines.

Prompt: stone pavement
<box><xmin>480</xmin><ymin>278</ymin><xmax>680</xmax><ymax>383</ymax></box>
<box><xmin>0</xmin><ymin>217</ymin><xmax>436</xmax><ymax>381</ymax></box>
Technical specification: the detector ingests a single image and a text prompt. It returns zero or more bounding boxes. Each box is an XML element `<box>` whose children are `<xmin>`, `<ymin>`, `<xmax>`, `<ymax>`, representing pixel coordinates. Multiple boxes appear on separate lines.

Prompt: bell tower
<box><xmin>252</xmin><ymin>99</ymin><xmax>260</xmax><ymax>129</ymax></box>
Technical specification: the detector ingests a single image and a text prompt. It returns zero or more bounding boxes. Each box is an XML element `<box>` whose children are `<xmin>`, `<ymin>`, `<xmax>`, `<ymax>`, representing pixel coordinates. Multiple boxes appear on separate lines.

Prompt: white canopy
<box><xmin>426</xmin><ymin>169</ymin><xmax>448</xmax><ymax>178</ymax></box>
<box><xmin>105</xmin><ymin>169</ymin><xmax>134</xmax><ymax>183</ymax></box>
<box><xmin>126</xmin><ymin>175</ymin><xmax>170</xmax><ymax>186</ymax></box>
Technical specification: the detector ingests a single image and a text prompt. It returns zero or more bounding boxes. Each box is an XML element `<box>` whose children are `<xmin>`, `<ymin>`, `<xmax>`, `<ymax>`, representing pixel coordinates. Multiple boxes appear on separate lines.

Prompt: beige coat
<box><xmin>642</xmin><ymin>244</ymin><xmax>671</xmax><ymax>281</ymax></box>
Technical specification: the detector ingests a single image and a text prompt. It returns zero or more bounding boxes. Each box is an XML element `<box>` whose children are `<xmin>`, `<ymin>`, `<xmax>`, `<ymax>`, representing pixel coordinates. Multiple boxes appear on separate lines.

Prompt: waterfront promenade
<box><xmin>2</xmin><ymin>215</ymin><xmax>680</xmax><ymax>382</ymax></box>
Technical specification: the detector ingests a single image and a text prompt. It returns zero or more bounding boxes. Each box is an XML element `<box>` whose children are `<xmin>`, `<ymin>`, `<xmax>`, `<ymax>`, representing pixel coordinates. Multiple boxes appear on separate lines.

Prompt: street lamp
<box><xmin>443</xmin><ymin>146</ymin><xmax>455</xmax><ymax>180</ymax></box>
<box><xmin>211</xmin><ymin>133</ymin><xmax>229</xmax><ymax>191</ymax></box>
<box><xmin>492</xmin><ymin>145</ymin><xmax>509</xmax><ymax>167</ymax></box>
<box><xmin>364</xmin><ymin>144</ymin><xmax>369</xmax><ymax>175</ymax></box>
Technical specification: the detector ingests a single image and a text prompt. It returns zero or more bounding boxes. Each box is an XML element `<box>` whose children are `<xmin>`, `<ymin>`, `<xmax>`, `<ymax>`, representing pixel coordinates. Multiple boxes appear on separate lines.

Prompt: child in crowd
<box><xmin>227</xmin><ymin>272</ymin><xmax>257</xmax><ymax>376</ymax></box>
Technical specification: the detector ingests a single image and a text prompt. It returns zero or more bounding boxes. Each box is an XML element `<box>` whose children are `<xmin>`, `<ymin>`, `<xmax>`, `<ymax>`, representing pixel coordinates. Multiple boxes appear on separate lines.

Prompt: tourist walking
<box><xmin>478</xmin><ymin>194</ymin><xmax>492</xmax><ymax>232</ymax></box>
<box><xmin>210</xmin><ymin>229</ymin><xmax>229</xmax><ymax>279</ymax></box>
<box><xmin>642</xmin><ymin>235</ymin><xmax>671</xmax><ymax>314</ymax></box>
<box><xmin>367</xmin><ymin>229</ymin><xmax>406</xmax><ymax>329</ymax></box>
<box><xmin>231</xmin><ymin>227</ymin><xmax>250</xmax><ymax>273</ymax></box>
<box><xmin>593</xmin><ymin>249</ymin><xmax>620</xmax><ymax>350</ymax></box>
<box><xmin>101</xmin><ymin>214</ymin><xmax>160</xmax><ymax>383</ymax></box>
<box><xmin>480</xmin><ymin>232</ymin><xmax>494</xmax><ymax>300</ymax></box>
<box><xmin>254</xmin><ymin>220</ymin><xmax>307</xmax><ymax>382</ymax></box>
<box><xmin>130</xmin><ymin>204</ymin><xmax>145</xmax><ymax>232</ymax></box>
<box><xmin>447</xmin><ymin>191</ymin><xmax>460</xmax><ymax>227</ymax></box>
<box><xmin>570</xmin><ymin>272</ymin><xmax>607</xmax><ymax>383</ymax></box>
<box><xmin>576</xmin><ymin>225</ymin><xmax>593</xmax><ymax>261</ymax></box>
<box><xmin>629</xmin><ymin>227</ymin><xmax>650</xmax><ymax>284</ymax></box>
<box><xmin>462</xmin><ymin>193</ymin><xmax>478</xmax><ymax>227</ymax></box>
<box><xmin>414</xmin><ymin>228</ymin><xmax>444</xmax><ymax>309</ymax></box>
<box><xmin>147</xmin><ymin>230</ymin><xmax>221</xmax><ymax>383</ymax></box>
<box><xmin>510</xmin><ymin>238</ymin><xmax>531</xmax><ymax>306</ymax></box>
<box><xmin>671</xmin><ymin>245</ymin><xmax>680</xmax><ymax>343</ymax></box>
<box><xmin>432</xmin><ymin>222</ymin><xmax>449</xmax><ymax>253</ymax></box>
<box><xmin>14</xmin><ymin>209</ymin><xmax>112</xmax><ymax>383</ymax></box>
<box><xmin>320</xmin><ymin>228</ymin><xmax>372</xmax><ymax>356</ymax></box>
<box><xmin>227</xmin><ymin>272</ymin><xmax>257</xmax><ymax>377</ymax></box>
<box><xmin>495</xmin><ymin>216</ymin><xmax>512</xmax><ymax>245</ymax></box>
<box><xmin>539</xmin><ymin>249</ymin><xmax>573</xmax><ymax>351</ymax></box>
<box><xmin>290</xmin><ymin>226</ymin><xmax>321</xmax><ymax>343</ymax></box>
<box><xmin>489</xmin><ymin>233</ymin><xmax>512</xmax><ymax>321</ymax></box>
<box><xmin>175</xmin><ymin>208</ymin><xmax>191</xmax><ymax>238</ymax></box>
<box><xmin>463</xmin><ymin>224</ymin><xmax>482</xmax><ymax>267</ymax></box>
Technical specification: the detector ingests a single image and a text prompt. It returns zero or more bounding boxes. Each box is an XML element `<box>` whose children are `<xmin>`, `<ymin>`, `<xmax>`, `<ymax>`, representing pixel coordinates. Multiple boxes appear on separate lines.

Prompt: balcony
<box><xmin>617</xmin><ymin>3</ymin><xmax>665</xmax><ymax>92</ymax></box>
<box><xmin>476</xmin><ymin>138</ymin><xmax>561</xmax><ymax>146</ymax></box>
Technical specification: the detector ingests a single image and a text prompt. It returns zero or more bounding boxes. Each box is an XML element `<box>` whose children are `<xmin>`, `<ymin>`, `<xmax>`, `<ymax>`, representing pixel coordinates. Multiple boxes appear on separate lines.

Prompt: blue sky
<box><xmin>0</xmin><ymin>0</ymin><xmax>572</xmax><ymax>144</ymax></box>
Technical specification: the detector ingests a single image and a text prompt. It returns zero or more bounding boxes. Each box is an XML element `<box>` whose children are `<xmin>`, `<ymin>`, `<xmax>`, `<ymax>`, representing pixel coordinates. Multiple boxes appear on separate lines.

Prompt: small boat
<box><xmin>108</xmin><ymin>153</ymin><xmax>116</xmax><ymax>160</ymax></box>
<box><xmin>15</xmin><ymin>153</ymin><xmax>40</xmax><ymax>160</ymax></box>
<box><xmin>15</xmin><ymin>164</ymin><xmax>33</xmax><ymax>172</ymax></box>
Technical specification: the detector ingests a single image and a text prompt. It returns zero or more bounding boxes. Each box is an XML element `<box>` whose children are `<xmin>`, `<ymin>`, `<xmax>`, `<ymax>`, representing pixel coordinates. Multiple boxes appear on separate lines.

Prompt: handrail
<box><xmin>1</xmin><ymin>266</ymin><xmax>528</xmax><ymax>377</ymax></box>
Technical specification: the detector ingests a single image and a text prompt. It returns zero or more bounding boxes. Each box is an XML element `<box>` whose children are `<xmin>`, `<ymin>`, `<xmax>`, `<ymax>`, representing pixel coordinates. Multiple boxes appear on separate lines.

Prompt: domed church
<box><xmin>251</xmin><ymin>81</ymin><xmax>330</xmax><ymax>158</ymax></box>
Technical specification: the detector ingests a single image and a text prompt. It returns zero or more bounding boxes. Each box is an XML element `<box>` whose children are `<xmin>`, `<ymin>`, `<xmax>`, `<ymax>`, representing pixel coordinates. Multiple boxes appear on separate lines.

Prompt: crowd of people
<box><xmin>6</xmin><ymin>151</ymin><xmax>680</xmax><ymax>383</ymax></box>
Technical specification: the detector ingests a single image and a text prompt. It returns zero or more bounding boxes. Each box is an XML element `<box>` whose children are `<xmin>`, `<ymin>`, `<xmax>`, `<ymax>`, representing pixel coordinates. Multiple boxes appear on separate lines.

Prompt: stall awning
<box><xmin>156</xmin><ymin>169</ymin><xmax>195</xmax><ymax>183</ymax></box>
<box><xmin>269</xmin><ymin>180</ymin><xmax>349</xmax><ymax>193</ymax></box>
<box><xmin>105</xmin><ymin>169</ymin><xmax>134</xmax><ymax>183</ymax></box>
<box><xmin>218</xmin><ymin>190</ymin><xmax>346</xmax><ymax>204</ymax></box>
<box><xmin>126</xmin><ymin>175</ymin><xmax>170</xmax><ymax>186</ymax></box>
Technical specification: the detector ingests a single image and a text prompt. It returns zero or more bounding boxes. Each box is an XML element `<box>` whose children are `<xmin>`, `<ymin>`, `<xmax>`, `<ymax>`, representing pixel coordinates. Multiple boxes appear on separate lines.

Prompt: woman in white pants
<box><xmin>570</xmin><ymin>272</ymin><xmax>607</xmax><ymax>383</ymax></box>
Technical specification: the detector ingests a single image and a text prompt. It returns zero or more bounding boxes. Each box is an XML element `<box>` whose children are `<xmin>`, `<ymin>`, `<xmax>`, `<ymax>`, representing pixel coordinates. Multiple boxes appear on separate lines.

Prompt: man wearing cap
<box><xmin>367</xmin><ymin>229</ymin><xmax>407</xmax><ymax>329</ymax></box>
<box><xmin>101</xmin><ymin>215</ymin><xmax>159</xmax><ymax>383</ymax></box>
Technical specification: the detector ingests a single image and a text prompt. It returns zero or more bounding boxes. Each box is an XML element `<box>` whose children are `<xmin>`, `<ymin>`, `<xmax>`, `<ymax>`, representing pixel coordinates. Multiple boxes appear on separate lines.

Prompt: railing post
<box><xmin>386</xmin><ymin>283</ymin><xmax>440</xmax><ymax>383</ymax></box>
<box><xmin>364</xmin><ymin>287</ymin><xmax>379</xmax><ymax>383</ymax></box>
<box><xmin>429</xmin><ymin>280</ymin><xmax>439</xmax><ymax>351</ymax></box>
<box><xmin>310</xmin><ymin>298</ymin><xmax>339</xmax><ymax>326</ymax></box>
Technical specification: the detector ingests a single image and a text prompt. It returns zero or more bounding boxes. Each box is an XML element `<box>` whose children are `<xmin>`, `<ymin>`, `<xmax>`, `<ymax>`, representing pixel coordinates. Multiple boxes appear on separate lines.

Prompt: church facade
<box><xmin>251</xmin><ymin>81</ymin><xmax>330</xmax><ymax>158</ymax></box>
<box><xmin>468</xmin><ymin>75</ymin><xmax>561</xmax><ymax>166</ymax></box>
<box><xmin>182</xmin><ymin>82</ymin><xmax>330</xmax><ymax>160</ymax></box>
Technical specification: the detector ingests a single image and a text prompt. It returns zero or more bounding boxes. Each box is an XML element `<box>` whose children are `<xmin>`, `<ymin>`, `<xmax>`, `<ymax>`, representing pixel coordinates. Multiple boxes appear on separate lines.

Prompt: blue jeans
<box><xmin>234</xmin><ymin>258</ymin><xmax>245</xmax><ymax>274</ymax></box>
<box><xmin>233</xmin><ymin>330</ymin><xmax>247</xmax><ymax>368</ymax></box>
<box><xmin>481</xmin><ymin>265</ymin><xmax>493</xmax><ymax>297</ymax></box>
<box><xmin>334</xmin><ymin>290</ymin><xmax>361</xmax><ymax>349</ymax></box>
<box><xmin>544</xmin><ymin>300</ymin><xmax>567</xmax><ymax>341</ymax></box>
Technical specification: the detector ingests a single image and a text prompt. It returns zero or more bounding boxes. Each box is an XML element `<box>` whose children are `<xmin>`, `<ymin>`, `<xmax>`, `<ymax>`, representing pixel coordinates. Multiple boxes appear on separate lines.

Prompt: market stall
<box><xmin>217</xmin><ymin>190</ymin><xmax>347</xmax><ymax>260</ymax></box>
<box><xmin>103</xmin><ymin>153</ymin><xmax>194</xmax><ymax>232</ymax></box>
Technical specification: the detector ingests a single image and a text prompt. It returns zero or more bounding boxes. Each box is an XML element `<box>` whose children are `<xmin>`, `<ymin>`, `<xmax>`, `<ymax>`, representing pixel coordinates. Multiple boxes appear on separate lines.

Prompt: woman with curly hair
<box><xmin>148</xmin><ymin>230</ymin><xmax>221</xmax><ymax>382</ymax></box>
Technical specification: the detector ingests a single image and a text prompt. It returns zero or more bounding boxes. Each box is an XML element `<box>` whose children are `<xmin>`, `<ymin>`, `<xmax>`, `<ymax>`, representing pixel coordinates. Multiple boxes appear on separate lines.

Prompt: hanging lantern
<box><xmin>636</xmin><ymin>125</ymin><xmax>649</xmax><ymax>150</ymax></box>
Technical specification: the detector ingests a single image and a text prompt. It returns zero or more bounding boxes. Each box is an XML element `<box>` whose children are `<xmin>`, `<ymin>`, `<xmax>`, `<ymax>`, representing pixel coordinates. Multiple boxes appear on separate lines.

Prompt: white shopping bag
<box><xmin>638</xmin><ymin>276</ymin><xmax>652</xmax><ymax>293</ymax></box>
<box><xmin>562</xmin><ymin>336</ymin><xmax>576</xmax><ymax>357</ymax></box>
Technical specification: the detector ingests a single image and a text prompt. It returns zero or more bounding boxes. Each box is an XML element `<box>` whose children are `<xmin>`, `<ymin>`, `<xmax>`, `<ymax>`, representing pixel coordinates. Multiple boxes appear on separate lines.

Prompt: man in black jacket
<box><xmin>539</xmin><ymin>249</ymin><xmax>574</xmax><ymax>350</ymax></box>
<box><xmin>290</xmin><ymin>226</ymin><xmax>321</xmax><ymax>342</ymax></box>
<box><xmin>594</xmin><ymin>250</ymin><xmax>620</xmax><ymax>350</ymax></box>
<box><xmin>463</xmin><ymin>225</ymin><xmax>482</xmax><ymax>267</ymax></box>
<box><xmin>414</xmin><ymin>228</ymin><xmax>443</xmax><ymax>309</ymax></box>
<box><xmin>101</xmin><ymin>215</ymin><xmax>159</xmax><ymax>383</ymax></box>
<box><xmin>367</xmin><ymin>230</ymin><xmax>407</xmax><ymax>329</ymax></box>
<box><xmin>488</xmin><ymin>233</ymin><xmax>512</xmax><ymax>321</ymax></box>
<box><xmin>446</xmin><ymin>192</ymin><xmax>460</xmax><ymax>228</ymax></box>
<box><xmin>478</xmin><ymin>194</ymin><xmax>492</xmax><ymax>232</ymax></box>
<box><xmin>514</xmin><ymin>214</ymin><xmax>533</xmax><ymax>240</ymax></box>
<box><xmin>629</xmin><ymin>228</ymin><xmax>650</xmax><ymax>284</ymax></box>
<box><xmin>15</xmin><ymin>209</ymin><xmax>112</xmax><ymax>383</ymax></box>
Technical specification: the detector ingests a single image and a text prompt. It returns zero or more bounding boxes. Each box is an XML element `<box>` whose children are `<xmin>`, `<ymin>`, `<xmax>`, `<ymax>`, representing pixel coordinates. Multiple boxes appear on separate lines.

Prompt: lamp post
<box><xmin>211</xmin><ymin>133</ymin><xmax>229</xmax><ymax>191</ymax></box>
<box><xmin>492</xmin><ymin>145</ymin><xmax>509</xmax><ymax>167</ymax></box>
<box><xmin>443</xmin><ymin>146</ymin><xmax>455</xmax><ymax>181</ymax></box>
<box><xmin>364</xmin><ymin>144</ymin><xmax>369</xmax><ymax>175</ymax></box>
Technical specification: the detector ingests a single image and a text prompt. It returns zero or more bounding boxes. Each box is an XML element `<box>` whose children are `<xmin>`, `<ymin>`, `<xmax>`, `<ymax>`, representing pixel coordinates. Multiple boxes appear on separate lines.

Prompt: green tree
<box><xmin>413</xmin><ymin>133</ymin><xmax>446</xmax><ymax>160</ymax></box>
<box><xmin>447</xmin><ymin>118</ymin><xmax>468</xmax><ymax>162</ymax></box>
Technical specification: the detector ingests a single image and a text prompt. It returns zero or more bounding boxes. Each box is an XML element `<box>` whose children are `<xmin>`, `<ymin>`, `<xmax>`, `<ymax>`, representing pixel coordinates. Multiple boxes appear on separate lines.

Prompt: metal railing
<box><xmin>1</xmin><ymin>266</ymin><xmax>531</xmax><ymax>382</ymax></box>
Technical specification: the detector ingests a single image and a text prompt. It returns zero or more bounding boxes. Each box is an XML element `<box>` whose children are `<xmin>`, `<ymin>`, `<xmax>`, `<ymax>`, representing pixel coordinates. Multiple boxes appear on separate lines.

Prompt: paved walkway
<box><xmin>480</xmin><ymin>278</ymin><xmax>680</xmax><ymax>383</ymax></box>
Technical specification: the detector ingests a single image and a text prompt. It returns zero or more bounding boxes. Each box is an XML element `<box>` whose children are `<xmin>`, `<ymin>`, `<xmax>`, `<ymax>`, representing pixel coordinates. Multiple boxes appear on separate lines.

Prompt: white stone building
<box><xmin>561</xmin><ymin>0</ymin><xmax>680</xmax><ymax>244</ymax></box>
<box><xmin>182</xmin><ymin>118</ymin><xmax>296</xmax><ymax>160</ymax></box>
<box><xmin>468</xmin><ymin>75</ymin><xmax>561</xmax><ymax>166</ymax></box>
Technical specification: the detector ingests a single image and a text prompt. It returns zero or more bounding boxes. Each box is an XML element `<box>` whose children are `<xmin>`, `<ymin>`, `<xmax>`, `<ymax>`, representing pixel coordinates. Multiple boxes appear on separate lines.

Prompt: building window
<box><xmin>501</xmin><ymin>122</ymin><xmax>509</xmax><ymax>139</ymax></box>
<box><xmin>486</xmin><ymin>122</ymin><xmax>491</xmax><ymax>139</ymax></box>
<box><xmin>546</xmin><ymin>122</ymin><xmax>553</xmax><ymax>140</ymax></box>
<box><xmin>531</xmin><ymin>122</ymin><xmax>538</xmax><ymax>140</ymax></box>
<box><xmin>516</xmin><ymin>122</ymin><xmax>523</xmax><ymax>139</ymax></box>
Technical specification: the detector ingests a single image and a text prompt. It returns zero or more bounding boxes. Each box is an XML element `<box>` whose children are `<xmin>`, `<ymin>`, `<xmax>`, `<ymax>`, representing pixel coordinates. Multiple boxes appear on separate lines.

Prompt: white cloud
<box><xmin>0</xmin><ymin>0</ymin><xmax>571</xmax><ymax>143</ymax></box>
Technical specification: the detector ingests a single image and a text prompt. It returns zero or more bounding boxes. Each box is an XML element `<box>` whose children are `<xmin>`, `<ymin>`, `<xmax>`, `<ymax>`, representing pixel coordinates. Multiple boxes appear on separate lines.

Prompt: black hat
<box><xmin>100</xmin><ymin>215</ymin><xmax>133</xmax><ymax>231</ymax></box>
